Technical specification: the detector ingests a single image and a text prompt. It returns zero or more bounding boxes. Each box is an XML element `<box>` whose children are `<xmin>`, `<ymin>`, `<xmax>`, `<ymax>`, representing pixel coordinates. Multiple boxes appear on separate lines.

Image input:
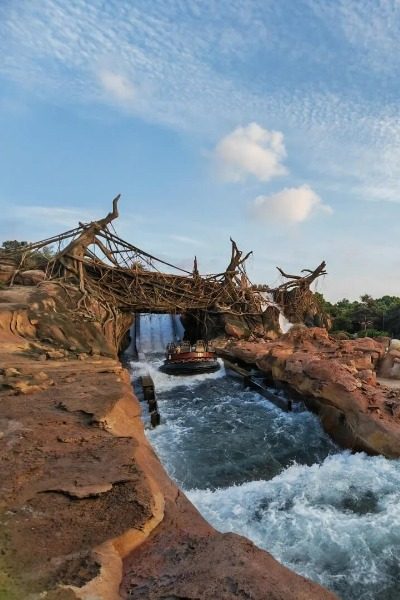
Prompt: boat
<box><xmin>159</xmin><ymin>340</ymin><xmax>220</xmax><ymax>375</ymax></box>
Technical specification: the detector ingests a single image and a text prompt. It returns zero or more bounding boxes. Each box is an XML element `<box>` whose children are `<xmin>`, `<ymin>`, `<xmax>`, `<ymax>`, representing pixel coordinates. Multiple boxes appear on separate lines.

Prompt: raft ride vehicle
<box><xmin>159</xmin><ymin>340</ymin><xmax>220</xmax><ymax>375</ymax></box>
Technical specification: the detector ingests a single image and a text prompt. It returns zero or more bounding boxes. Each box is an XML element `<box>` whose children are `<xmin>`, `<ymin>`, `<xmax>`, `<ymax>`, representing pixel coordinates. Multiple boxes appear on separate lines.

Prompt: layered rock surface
<box><xmin>219</xmin><ymin>327</ymin><xmax>400</xmax><ymax>457</ymax></box>
<box><xmin>0</xmin><ymin>284</ymin><xmax>337</xmax><ymax>599</ymax></box>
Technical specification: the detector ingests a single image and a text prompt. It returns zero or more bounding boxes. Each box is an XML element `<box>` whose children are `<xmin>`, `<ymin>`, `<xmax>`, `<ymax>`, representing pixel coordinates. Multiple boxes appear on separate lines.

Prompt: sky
<box><xmin>1</xmin><ymin>0</ymin><xmax>400</xmax><ymax>301</ymax></box>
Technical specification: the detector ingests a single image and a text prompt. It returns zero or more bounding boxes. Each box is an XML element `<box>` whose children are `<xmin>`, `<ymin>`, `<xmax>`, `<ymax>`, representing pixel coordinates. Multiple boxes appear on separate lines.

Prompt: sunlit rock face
<box><xmin>0</xmin><ymin>282</ymin><xmax>132</xmax><ymax>357</ymax></box>
<box><xmin>379</xmin><ymin>338</ymin><xmax>400</xmax><ymax>379</ymax></box>
<box><xmin>221</xmin><ymin>327</ymin><xmax>400</xmax><ymax>457</ymax></box>
<box><xmin>0</xmin><ymin>288</ymin><xmax>338</xmax><ymax>600</ymax></box>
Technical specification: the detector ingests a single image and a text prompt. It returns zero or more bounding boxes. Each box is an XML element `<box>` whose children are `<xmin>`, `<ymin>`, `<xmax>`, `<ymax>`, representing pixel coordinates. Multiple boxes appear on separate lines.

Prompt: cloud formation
<box><xmin>215</xmin><ymin>123</ymin><xmax>287</xmax><ymax>182</ymax></box>
<box><xmin>251</xmin><ymin>185</ymin><xmax>332</xmax><ymax>223</ymax></box>
<box><xmin>1</xmin><ymin>1</ymin><xmax>400</xmax><ymax>208</ymax></box>
<box><xmin>13</xmin><ymin>206</ymin><xmax>97</xmax><ymax>228</ymax></box>
<box><xmin>169</xmin><ymin>234</ymin><xmax>204</xmax><ymax>246</ymax></box>
<box><xmin>98</xmin><ymin>69</ymin><xmax>135</xmax><ymax>105</ymax></box>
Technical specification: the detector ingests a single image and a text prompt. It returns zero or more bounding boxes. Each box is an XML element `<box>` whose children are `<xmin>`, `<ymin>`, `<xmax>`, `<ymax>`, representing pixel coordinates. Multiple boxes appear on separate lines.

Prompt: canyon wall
<box><xmin>0</xmin><ymin>283</ymin><xmax>337</xmax><ymax>599</ymax></box>
<box><xmin>218</xmin><ymin>327</ymin><xmax>400</xmax><ymax>458</ymax></box>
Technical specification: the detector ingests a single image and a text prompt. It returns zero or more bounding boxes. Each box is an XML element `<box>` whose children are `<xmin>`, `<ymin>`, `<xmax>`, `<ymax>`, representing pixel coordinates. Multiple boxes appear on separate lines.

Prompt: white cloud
<box><xmin>307</xmin><ymin>0</ymin><xmax>400</xmax><ymax>75</ymax></box>
<box><xmin>98</xmin><ymin>69</ymin><xmax>135</xmax><ymax>104</ymax></box>
<box><xmin>169</xmin><ymin>234</ymin><xmax>204</xmax><ymax>246</ymax></box>
<box><xmin>14</xmin><ymin>206</ymin><xmax>96</xmax><ymax>228</ymax></box>
<box><xmin>215</xmin><ymin>122</ymin><xmax>287</xmax><ymax>182</ymax></box>
<box><xmin>251</xmin><ymin>184</ymin><xmax>332</xmax><ymax>223</ymax></box>
<box><xmin>2</xmin><ymin>1</ymin><xmax>400</xmax><ymax>205</ymax></box>
<box><xmin>0</xmin><ymin>204</ymin><xmax>146</xmax><ymax>244</ymax></box>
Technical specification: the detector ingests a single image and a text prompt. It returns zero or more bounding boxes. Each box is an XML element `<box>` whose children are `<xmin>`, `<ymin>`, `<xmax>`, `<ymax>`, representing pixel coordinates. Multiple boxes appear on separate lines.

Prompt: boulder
<box><xmin>15</xmin><ymin>270</ymin><xmax>46</xmax><ymax>285</ymax></box>
<box><xmin>357</xmin><ymin>369</ymin><xmax>376</xmax><ymax>385</ymax></box>
<box><xmin>225</xmin><ymin>321</ymin><xmax>248</xmax><ymax>339</ymax></box>
<box><xmin>390</xmin><ymin>338</ymin><xmax>400</xmax><ymax>351</ymax></box>
<box><xmin>226</xmin><ymin>327</ymin><xmax>400</xmax><ymax>457</ymax></box>
<box><xmin>0</xmin><ymin>263</ymin><xmax>15</xmax><ymax>284</ymax></box>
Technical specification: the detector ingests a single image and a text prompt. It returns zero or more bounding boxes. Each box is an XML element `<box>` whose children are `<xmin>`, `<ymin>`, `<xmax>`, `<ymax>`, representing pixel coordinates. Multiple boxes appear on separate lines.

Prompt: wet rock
<box><xmin>224</xmin><ymin>327</ymin><xmax>400</xmax><ymax>457</ymax></box>
<box><xmin>0</xmin><ymin>284</ymin><xmax>338</xmax><ymax>600</ymax></box>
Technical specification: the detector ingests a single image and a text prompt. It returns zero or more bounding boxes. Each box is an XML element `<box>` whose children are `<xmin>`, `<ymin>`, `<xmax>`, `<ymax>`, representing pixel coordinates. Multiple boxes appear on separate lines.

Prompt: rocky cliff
<box><xmin>0</xmin><ymin>283</ymin><xmax>337</xmax><ymax>599</ymax></box>
<box><xmin>218</xmin><ymin>327</ymin><xmax>400</xmax><ymax>457</ymax></box>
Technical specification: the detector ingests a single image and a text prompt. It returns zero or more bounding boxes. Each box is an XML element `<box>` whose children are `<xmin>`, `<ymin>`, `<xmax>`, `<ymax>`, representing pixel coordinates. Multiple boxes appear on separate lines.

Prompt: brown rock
<box><xmin>227</xmin><ymin>327</ymin><xmax>400</xmax><ymax>457</ymax></box>
<box><xmin>4</xmin><ymin>367</ymin><xmax>21</xmax><ymax>377</ymax></box>
<box><xmin>46</xmin><ymin>349</ymin><xmax>66</xmax><ymax>360</ymax></box>
<box><xmin>14</xmin><ymin>269</ymin><xmax>46</xmax><ymax>285</ymax></box>
<box><xmin>0</xmin><ymin>263</ymin><xmax>16</xmax><ymax>284</ymax></box>
<box><xmin>32</xmin><ymin>370</ymin><xmax>49</xmax><ymax>382</ymax></box>
<box><xmin>358</xmin><ymin>369</ymin><xmax>376</xmax><ymax>385</ymax></box>
<box><xmin>0</xmin><ymin>284</ymin><xmax>338</xmax><ymax>600</ymax></box>
<box><xmin>48</xmin><ymin>482</ymin><xmax>114</xmax><ymax>498</ymax></box>
<box><xmin>225</xmin><ymin>322</ymin><xmax>247</xmax><ymax>339</ymax></box>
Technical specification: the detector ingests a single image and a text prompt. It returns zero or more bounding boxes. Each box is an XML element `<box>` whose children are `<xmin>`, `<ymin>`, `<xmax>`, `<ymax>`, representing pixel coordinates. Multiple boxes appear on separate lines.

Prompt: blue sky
<box><xmin>1</xmin><ymin>0</ymin><xmax>400</xmax><ymax>300</ymax></box>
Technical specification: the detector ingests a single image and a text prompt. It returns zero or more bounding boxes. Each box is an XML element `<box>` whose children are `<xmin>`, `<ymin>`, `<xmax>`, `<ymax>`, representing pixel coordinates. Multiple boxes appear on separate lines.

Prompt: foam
<box><xmin>138</xmin><ymin>313</ymin><xmax>184</xmax><ymax>353</ymax></box>
<box><xmin>187</xmin><ymin>453</ymin><xmax>400</xmax><ymax>600</ymax></box>
<box><xmin>130</xmin><ymin>357</ymin><xmax>226</xmax><ymax>393</ymax></box>
<box><xmin>131</xmin><ymin>313</ymin><xmax>400</xmax><ymax>599</ymax></box>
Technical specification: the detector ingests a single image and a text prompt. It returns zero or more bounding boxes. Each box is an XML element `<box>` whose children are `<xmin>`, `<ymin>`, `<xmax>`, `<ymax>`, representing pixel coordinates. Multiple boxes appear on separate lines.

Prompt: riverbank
<box><xmin>217</xmin><ymin>327</ymin><xmax>400</xmax><ymax>457</ymax></box>
<box><xmin>135</xmin><ymin>340</ymin><xmax>400</xmax><ymax>600</ymax></box>
<box><xmin>0</xmin><ymin>284</ymin><xmax>337</xmax><ymax>599</ymax></box>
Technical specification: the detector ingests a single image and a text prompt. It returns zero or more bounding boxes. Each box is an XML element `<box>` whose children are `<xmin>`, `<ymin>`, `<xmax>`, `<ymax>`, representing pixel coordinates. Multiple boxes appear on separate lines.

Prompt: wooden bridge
<box><xmin>2</xmin><ymin>196</ymin><xmax>326</xmax><ymax>322</ymax></box>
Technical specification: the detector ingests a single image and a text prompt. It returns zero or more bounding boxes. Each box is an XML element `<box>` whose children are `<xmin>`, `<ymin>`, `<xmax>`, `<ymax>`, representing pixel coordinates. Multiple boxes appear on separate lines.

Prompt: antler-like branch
<box><xmin>273</xmin><ymin>261</ymin><xmax>327</xmax><ymax>292</ymax></box>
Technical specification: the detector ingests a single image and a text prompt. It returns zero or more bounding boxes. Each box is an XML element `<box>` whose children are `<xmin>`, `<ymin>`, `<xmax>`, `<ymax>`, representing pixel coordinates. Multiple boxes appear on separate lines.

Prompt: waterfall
<box><xmin>260</xmin><ymin>292</ymin><xmax>294</xmax><ymax>334</ymax></box>
<box><xmin>137</xmin><ymin>313</ymin><xmax>184</xmax><ymax>354</ymax></box>
<box><xmin>129</xmin><ymin>313</ymin><xmax>400</xmax><ymax>600</ymax></box>
<box><xmin>278</xmin><ymin>312</ymin><xmax>293</xmax><ymax>334</ymax></box>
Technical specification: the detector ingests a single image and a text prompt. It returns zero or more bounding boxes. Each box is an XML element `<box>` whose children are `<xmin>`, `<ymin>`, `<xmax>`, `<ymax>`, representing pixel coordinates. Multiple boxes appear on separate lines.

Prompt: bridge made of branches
<box><xmin>2</xmin><ymin>196</ymin><xmax>326</xmax><ymax>320</ymax></box>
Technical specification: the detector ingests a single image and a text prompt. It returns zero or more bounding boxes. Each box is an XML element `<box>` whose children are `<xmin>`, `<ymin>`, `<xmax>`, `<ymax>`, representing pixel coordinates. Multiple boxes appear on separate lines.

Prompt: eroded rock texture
<box><xmin>219</xmin><ymin>327</ymin><xmax>400</xmax><ymax>457</ymax></box>
<box><xmin>0</xmin><ymin>285</ymin><xmax>337</xmax><ymax>600</ymax></box>
<box><xmin>122</xmin><ymin>494</ymin><xmax>335</xmax><ymax>600</ymax></box>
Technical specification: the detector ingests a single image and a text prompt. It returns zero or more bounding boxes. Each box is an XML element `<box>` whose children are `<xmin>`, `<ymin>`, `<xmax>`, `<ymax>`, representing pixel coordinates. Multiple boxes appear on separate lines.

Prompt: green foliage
<box><xmin>1</xmin><ymin>240</ymin><xmax>28</xmax><ymax>251</ymax></box>
<box><xmin>317</xmin><ymin>292</ymin><xmax>400</xmax><ymax>337</ymax></box>
<box><xmin>0</xmin><ymin>240</ymin><xmax>55</xmax><ymax>269</ymax></box>
<box><xmin>357</xmin><ymin>328</ymin><xmax>390</xmax><ymax>338</ymax></box>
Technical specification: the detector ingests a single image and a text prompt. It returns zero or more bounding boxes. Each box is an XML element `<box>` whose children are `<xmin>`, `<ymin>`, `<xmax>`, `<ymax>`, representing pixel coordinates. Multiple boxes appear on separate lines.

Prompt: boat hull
<box><xmin>159</xmin><ymin>360</ymin><xmax>220</xmax><ymax>375</ymax></box>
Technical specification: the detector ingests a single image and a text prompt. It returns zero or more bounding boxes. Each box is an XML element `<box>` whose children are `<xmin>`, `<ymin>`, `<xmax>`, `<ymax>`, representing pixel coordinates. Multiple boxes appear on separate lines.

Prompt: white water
<box><xmin>188</xmin><ymin>454</ymin><xmax>400</xmax><ymax>599</ymax></box>
<box><xmin>261</xmin><ymin>292</ymin><xmax>293</xmax><ymax>334</ymax></box>
<box><xmin>130</xmin><ymin>314</ymin><xmax>400</xmax><ymax>600</ymax></box>
<box><xmin>278</xmin><ymin>311</ymin><xmax>293</xmax><ymax>334</ymax></box>
<box><xmin>138</xmin><ymin>312</ymin><xmax>184</xmax><ymax>354</ymax></box>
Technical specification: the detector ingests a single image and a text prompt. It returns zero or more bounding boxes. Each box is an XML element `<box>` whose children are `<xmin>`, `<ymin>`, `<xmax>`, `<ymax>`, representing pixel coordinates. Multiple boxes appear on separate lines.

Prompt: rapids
<box><xmin>130</xmin><ymin>314</ymin><xmax>400</xmax><ymax>600</ymax></box>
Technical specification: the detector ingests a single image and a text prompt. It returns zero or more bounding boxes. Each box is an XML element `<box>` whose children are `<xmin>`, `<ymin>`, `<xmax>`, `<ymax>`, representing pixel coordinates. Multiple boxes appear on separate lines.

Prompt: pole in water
<box><xmin>148</xmin><ymin>397</ymin><xmax>158</xmax><ymax>412</ymax></box>
<box><xmin>150</xmin><ymin>410</ymin><xmax>161</xmax><ymax>427</ymax></box>
<box><xmin>139</xmin><ymin>372</ymin><xmax>161</xmax><ymax>427</ymax></box>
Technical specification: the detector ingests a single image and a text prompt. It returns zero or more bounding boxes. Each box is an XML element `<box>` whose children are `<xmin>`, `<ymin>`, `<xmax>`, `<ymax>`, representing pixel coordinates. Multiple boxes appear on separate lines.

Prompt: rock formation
<box><xmin>2</xmin><ymin>201</ymin><xmax>386</xmax><ymax>598</ymax></box>
<box><xmin>379</xmin><ymin>338</ymin><xmax>400</xmax><ymax>379</ymax></box>
<box><xmin>0</xmin><ymin>282</ymin><xmax>337</xmax><ymax>599</ymax></box>
<box><xmin>218</xmin><ymin>327</ymin><xmax>400</xmax><ymax>457</ymax></box>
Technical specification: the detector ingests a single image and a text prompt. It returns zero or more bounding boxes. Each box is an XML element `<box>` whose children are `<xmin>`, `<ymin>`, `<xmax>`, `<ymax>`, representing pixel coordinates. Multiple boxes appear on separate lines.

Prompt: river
<box><xmin>129</xmin><ymin>314</ymin><xmax>400</xmax><ymax>600</ymax></box>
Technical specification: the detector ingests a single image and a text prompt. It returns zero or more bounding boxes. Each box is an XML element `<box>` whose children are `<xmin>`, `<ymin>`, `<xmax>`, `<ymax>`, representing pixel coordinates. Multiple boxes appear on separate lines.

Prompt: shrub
<box><xmin>356</xmin><ymin>328</ymin><xmax>390</xmax><ymax>338</ymax></box>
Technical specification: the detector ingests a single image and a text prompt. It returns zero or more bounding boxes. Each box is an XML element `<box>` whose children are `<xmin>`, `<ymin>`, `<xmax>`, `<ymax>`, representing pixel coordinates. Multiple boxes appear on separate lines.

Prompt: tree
<box><xmin>321</xmin><ymin>293</ymin><xmax>400</xmax><ymax>337</ymax></box>
<box><xmin>1</xmin><ymin>240</ymin><xmax>28</xmax><ymax>252</ymax></box>
<box><xmin>0</xmin><ymin>239</ymin><xmax>55</xmax><ymax>269</ymax></box>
